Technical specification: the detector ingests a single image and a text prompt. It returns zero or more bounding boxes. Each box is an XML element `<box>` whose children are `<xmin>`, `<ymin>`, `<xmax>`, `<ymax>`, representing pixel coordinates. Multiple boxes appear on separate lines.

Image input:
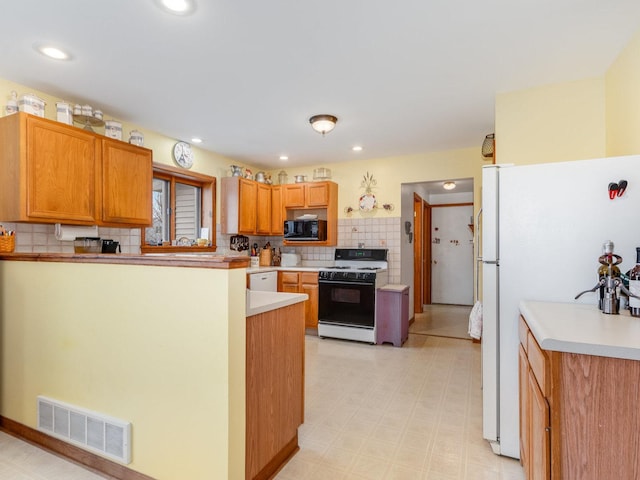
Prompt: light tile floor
<box><xmin>275</xmin><ymin>333</ymin><xmax>525</xmax><ymax>480</ymax></box>
<box><xmin>0</xmin><ymin>311</ymin><xmax>524</xmax><ymax>480</ymax></box>
<box><xmin>0</xmin><ymin>431</ymin><xmax>115</xmax><ymax>479</ymax></box>
<box><xmin>409</xmin><ymin>304</ymin><xmax>473</xmax><ymax>340</ymax></box>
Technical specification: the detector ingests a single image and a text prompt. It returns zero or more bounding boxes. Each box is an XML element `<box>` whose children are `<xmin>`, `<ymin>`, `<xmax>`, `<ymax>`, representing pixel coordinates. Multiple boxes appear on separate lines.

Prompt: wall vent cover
<box><xmin>37</xmin><ymin>396</ymin><xmax>131</xmax><ymax>464</ymax></box>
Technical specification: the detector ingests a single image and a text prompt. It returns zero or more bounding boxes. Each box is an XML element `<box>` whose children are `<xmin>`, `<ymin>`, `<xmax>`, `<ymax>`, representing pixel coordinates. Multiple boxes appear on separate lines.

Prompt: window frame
<box><xmin>140</xmin><ymin>163</ymin><xmax>217</xmax><ymax>253</ymax></box>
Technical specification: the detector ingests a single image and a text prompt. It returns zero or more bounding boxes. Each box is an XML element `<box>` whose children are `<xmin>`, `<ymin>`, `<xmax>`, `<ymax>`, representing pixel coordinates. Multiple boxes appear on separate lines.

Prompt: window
<box><xmin>141</xmin><ymin>164</ymin><xmax>216</xmax><ymax>253</ymax></box>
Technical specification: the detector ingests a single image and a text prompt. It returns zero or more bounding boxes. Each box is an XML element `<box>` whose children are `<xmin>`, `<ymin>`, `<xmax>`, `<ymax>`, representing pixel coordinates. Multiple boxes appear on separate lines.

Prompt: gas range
<box><xmin>318</xmin><ymin>248</ymin><xmax>389</xmax><ymax>344</ymax></box>
<box><xmin>318</xmin><ymin>248</ymin><xmax>388</xmax><ymax>285</ymax></box>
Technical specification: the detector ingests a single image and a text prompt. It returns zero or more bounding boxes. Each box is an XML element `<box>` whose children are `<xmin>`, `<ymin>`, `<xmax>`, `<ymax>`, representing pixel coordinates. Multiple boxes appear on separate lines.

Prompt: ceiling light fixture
<box><xmin>309</xmin><ymin>114</ymin><xmax>338</xmax><ymax>136</ymax></box>
<box><xmin>279</xmin><ymin>155</ymin><xmax>289</xmax><ymax>161</ymax></box>
<box><xmin>155</xmin><ymin>0</ymin><xmax>196</xmax><ymax>15</ymax></box>
<box><xmin>352</xmin><ymin>145</ymin><xmax>363</xmax><ymax>152</ymax></box>
<box><xmin>443</xmin><ymin>181</ymin><xmax>456</xmax><ymax>190</ymax></box>
<box><xmin>34</xmin><ymin>44</ymin><xmax>71</xmax><ymax>60</ymax></box>
<box><xmin>191</xmin><ymin>137</ymin><xmax>202</xmax><ymax>144</ymax></box>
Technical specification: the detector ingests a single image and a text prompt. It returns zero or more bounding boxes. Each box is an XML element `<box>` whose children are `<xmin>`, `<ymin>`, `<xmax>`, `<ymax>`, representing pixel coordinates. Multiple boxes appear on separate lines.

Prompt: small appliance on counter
<box><xmin>574</xmin><ymin>240</ymin><xmax>637</xmax><ymax>314</ymax></box>
<box><xmin>74</xmin><ymin>237</ymin><xmax>102</xmax><ymax>253</ymax></box>
<box><xmin>281</xmin><ymin>252</ymin><xmax>301</xmax><ymax>267</ymax></box>
<box><xmin>101</xmin><ymin>239</ymin><xmax>121</xmax><ymax>254</ymax></box>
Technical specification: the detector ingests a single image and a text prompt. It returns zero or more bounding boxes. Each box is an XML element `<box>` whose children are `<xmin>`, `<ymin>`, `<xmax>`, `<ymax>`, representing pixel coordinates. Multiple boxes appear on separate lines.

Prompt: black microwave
<box><xmin>284</xmin><ymin>220</ymin><xmax>327</xmax><ymax>241</ymax></box>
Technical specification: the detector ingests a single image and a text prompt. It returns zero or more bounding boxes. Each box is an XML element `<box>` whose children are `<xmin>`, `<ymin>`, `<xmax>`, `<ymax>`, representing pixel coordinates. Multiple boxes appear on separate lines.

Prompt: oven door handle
<box><xmin>319</xmin><ymin>280</ymin><xmax>375</xmax><ymax>287</ymax></box>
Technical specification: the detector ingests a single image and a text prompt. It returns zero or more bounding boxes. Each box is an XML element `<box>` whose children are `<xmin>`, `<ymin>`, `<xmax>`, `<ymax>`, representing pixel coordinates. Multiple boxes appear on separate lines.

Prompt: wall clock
<box><xmin>173</xmin><ymin>141</ymin><xmax>194</xmax><ymax>169</ymax></box>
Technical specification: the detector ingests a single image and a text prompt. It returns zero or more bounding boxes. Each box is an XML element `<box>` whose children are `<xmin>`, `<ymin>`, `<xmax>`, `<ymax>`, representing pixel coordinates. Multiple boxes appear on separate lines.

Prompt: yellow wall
<box><xmin>495</xmin><ymin>77</ymin><xmax>607</xmax><ymax>165</ymax></box>
<box><xmin>0</xmin><ymin>261</ymin><xmax>246</xmax><ymax>480</ymax></box>
<box><xmin>270</xmin><ymin>146</ymin><xmax>486</xmax><ymax>219</ymax></box>
<box><xmin>606</xmin><ymin>29</ymin><xmax>640</xmax><ymax>156</ymax></box>
<box><xmin>0</xmin><ymin>77</ymin><xmax>246</xmax><ymax>223</ymax></box>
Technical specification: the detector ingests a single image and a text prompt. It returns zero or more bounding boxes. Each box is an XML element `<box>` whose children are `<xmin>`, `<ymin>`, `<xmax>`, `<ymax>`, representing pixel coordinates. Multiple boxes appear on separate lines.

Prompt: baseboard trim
<box><xmin>0</xmin><ymin>416</ymin><xmax>155</xmax><ymax>480</ymax></box>
<box><xmin>252</xmin><ymin>433</ymin><xmax>299</xmax><ymax>480</ymax></box>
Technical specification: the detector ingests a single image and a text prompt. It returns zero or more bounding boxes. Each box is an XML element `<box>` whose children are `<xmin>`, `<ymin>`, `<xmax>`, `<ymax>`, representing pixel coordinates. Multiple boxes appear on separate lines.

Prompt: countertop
<box><xmin>246</xmin><ymin>265</ymin><xmax>323</xmax><ymax>274</ymax></box>
<box><xmin>519</xmin><ymin>300</ymin><xmax>640</xmax><ymax>361</ymax></box>
<box><xmin>246</xmin><ymin>290</ymin><xmax>308</xmax><ymax>316</ymax></box>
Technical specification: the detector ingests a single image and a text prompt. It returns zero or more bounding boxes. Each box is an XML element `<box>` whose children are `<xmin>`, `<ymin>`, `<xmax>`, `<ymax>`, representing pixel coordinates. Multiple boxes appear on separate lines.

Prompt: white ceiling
<box><xmin>1</xmin><ymin>1</ymin><xmax>639</xmax><ymax>170</ymax></box>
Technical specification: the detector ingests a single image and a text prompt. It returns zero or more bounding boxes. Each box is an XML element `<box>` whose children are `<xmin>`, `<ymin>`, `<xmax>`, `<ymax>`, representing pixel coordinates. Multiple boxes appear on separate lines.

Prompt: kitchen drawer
<box><xmin>519</xmin><ymin>315</ymin><xmax>529</xmax><ymax>352</ymax></box>
<box><xmin>300</xmin><ymin>272</ymin><xmax>318</xmax><ymax>285</ymax></box>
<box><xmin>280</xmin><ymin>271</ymin><xmax>300</xmax><ymax>284</ymax></box>
<box><xmin>527</xmin><ymin>331</ymin><xmax>549</xmax><ymax>396</ymax></box>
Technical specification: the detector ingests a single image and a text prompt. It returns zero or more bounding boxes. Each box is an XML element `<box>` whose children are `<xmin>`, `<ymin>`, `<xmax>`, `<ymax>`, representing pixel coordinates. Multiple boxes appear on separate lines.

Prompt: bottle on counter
<box><xmin>628</xmin><ymin>247</ymin><xmax>640</xmax><ymax>317</ymax></box>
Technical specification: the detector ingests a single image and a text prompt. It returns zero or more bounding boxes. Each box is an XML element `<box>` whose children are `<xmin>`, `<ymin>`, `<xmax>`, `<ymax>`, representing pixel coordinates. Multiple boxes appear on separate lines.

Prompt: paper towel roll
<box><xmin>54</xmin><ymin>223</ymin><xmax>99</xmax><ymax>241</ymax></box>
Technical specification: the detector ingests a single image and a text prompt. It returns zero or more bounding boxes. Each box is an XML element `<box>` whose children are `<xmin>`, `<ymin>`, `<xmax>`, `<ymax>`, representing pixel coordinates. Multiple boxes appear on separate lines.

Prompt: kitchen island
<box><xmin>518</xmin><ymin>300</ymin><xmax>640</xmax><ymax>480</ymax></box>
<box><xmin>0</xmin><ymin>253</ymin><xmax>307</xmax><ymax>480</ymax></box>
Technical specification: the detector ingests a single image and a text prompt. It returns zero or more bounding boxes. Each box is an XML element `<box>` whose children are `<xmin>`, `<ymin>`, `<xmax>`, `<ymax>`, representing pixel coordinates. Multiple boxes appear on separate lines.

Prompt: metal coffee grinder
<box><xmin>575</xmin><ymin>240</ymin><xmax>637</xmax><ymax>314</ymax></box>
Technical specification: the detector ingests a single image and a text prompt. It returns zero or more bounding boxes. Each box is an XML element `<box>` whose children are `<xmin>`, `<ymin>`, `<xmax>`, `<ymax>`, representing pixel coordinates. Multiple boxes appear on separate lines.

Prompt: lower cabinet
<box><xmin>519</xmin><ymin>315</ymin><xmax>640</xmax><ymax>479</ymax></box>
<box><xmin>246</xmin><ymin>302</ymin><xmax>305</xmax><ymax>480</ymax></box>
<box><xmin>278</xmin><ymin>271</ymin><xmax>319</xmax><ymax>328</ymax></box>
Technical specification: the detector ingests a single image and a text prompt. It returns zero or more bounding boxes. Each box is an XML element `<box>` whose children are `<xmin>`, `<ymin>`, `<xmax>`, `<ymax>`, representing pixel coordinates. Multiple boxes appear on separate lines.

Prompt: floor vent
<box><xmin>37</xmin><ymin>396</ymin><xmax>131</xmax><ymax>464</ymax></box>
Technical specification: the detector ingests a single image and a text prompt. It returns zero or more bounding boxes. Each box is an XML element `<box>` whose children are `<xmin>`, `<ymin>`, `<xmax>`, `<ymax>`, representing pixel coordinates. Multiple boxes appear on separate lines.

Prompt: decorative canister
<box><xmin>56</xmin><ymin>102</ymin><xmax>73</xmax><ymax>125</ymax></box>
<box><xmin>104</xmin><ymin>120</ymin><xmax>123</xmax><ymax>140</ymax></box>
<box><xmin>73</xmin><ymin>104</ymin><xmax>82</xmax><ymax>115</ymax></box>
<box><xmin>18</xmin><ymin>94</ymin><xmax>45</xmax><ymax>117</ymax></box>
<box><xmin>81</xmin><ymin>104</ymin><xmax>93</xmax><ymax>116</ymax></box>
<box><xmin>278</xmin><ymin>170</ymin><xmax>288</xmax><ymax>184</ymax></box>
<box><xmin>93</xmin><ymin>109</ymin><xmax>103</xmax><ymax>121</ymax></box>
<box><xmin>5</xmin><ymin>91</ymin><xmax>18</xmax><ymax>116</ymax></box>
<box><xmin>129</xmin><ymin>130</ymin><xmax>144</xmax><ymax>146</ymax></box>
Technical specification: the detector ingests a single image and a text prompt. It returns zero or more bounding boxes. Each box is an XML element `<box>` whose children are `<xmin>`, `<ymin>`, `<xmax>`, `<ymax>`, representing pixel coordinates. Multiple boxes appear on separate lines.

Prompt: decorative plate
<box><xmin>359</xmin><ymin>193</ymin><xmax>377</xmax><ymax>212</ymax></box>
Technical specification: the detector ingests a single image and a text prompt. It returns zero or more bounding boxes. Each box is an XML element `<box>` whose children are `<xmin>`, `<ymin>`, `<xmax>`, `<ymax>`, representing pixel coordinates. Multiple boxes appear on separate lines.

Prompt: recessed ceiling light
<box><xmin>34</xmin><ymin>44</ymin><xmax>71</xmax><ymax>60</ymax></box>
<box><xmin>279</xmin><ymin>155</ymin><xmax>289</xmax><ymax>161</ymax></box>
<box><xmin>443</xmin><ymin>181</ymin><xmax>456</xmax><ymax>190</ymax></box>
<box><xmin>155</xmin><ymin>0</ymin><xmax>196</xmax><ymax>15</ymax></box>
<box><xmin>191</xmin><ymin>137</ymin><xmax>202</xmax><ymax>144</ymax></box>
<box><xmin>352</xmin><ymin>145</ymin><xmax>363</xmax><ymax>152</ymax></box>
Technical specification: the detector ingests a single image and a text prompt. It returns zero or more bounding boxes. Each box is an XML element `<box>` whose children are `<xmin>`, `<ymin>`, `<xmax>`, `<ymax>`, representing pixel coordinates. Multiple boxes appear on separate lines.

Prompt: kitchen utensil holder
<box><xmin>0</xmin><ymin>235</ymin><xmax>15</xmax><ymax>253</ymax></box>
<box><xmin>259</xmin><ymin>249</ymin><xmax>272</xmax><ymax>266</ymax></box>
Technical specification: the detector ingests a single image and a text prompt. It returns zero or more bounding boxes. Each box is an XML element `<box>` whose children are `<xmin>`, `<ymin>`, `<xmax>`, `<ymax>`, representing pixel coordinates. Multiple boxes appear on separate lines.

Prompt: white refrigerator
<box><xmin>481</xmin><ymin>155</ymin><xmax>640</xmax><ymax>459</ymax></box>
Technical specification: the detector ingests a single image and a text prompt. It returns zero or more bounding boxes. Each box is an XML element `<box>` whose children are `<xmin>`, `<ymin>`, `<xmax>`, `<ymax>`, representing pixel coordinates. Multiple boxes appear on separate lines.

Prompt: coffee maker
<box><xmin>575</xmin><ymin>240</ymin><xmax>636</xmax><ymax>314</ymax></box>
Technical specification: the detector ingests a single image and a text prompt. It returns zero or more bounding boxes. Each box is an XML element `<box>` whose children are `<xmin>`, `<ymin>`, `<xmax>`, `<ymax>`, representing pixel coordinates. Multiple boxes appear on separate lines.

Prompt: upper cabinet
<box><xmin>282</xmin><ymin>182</ymin><xmax>331</xmax><ymax>208</ymax></box>
<box><xmin>221</xmin><ymin>177</ymin><xmax>282</xmax><ymax>236</ymax></box>
<box><xmin>101</xmin><ymin>139</ymin><xmax>153</xmax><ymax>226</ymax></box>
<box><xmin>283</xmin><ymin>181</ymin><xmax>338</xmax><ymax>246</ymax></box>
<box><xmin>0</xmin><ymin>113</ymin><xmax>152</xmax><ymax>227</ymax></box>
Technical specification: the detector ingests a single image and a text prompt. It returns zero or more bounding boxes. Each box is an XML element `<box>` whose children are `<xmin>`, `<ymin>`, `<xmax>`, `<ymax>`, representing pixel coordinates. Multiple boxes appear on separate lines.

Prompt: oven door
<box><xmin>318</xmin><ymin>280</ymin><xmax>376</xmax><ymax>329</ymax></box>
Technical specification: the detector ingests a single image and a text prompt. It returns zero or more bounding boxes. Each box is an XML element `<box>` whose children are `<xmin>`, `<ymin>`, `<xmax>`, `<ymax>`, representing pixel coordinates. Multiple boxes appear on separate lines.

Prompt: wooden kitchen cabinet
<box><xmin>0</xmin><ymin>112</ymin><xmax>152</xmax><ymax>227</ymax></box>
<box><xmin>270</xmin><ymin>185</ymin><xmax>283</xmax><ymax>235</ymax></box>
<box><xmin>221</xmin><ymin>177</ymin><xmax>282</xmax><ymax>235</ymax></box>
<box><xmin>256</xmin><ymin>183</ymin><xmax>272</xmax><ymax>235</ymax></box>
<box><xmin>519</xmin><ymin>315</ymin><xmax>640</xmax><ymax>479</ymax></box>
<box><xmin>282</xmin><ymin>181</ymin><xmax>331</xmax><ymax>208</ymax></box>
<box><xmin>101</xmin><ymin>139</ymin><xmax>152</xmax><ymax>225</ymax></box>
<box><xmin>278</xmin><ymin>270</ymin><xmax>319</xmax><ymax>328</ymax></box>
<box><xmin>282</xmin><ymin>181</ymin><xmax>338</xmax><ymax>246</ymax></box>
<box><xmin>246</xmin><ymin>301</ymin><xmax>304</xmax><ymax>480</ymax></box>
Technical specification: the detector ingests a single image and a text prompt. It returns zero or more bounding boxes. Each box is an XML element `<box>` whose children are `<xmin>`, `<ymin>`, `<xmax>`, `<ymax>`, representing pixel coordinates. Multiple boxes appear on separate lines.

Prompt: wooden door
<box><xmin>271</xmin><ymin>185</ymin><xmax>283</xmax><ymax>234</ymax></box>
<box><xmin>519</xmin><ymin>345</ymin><xmax>530</xmax><ymax>478</ymax></box>
<box><xmin>422</xmin><ymin>200</ymin><xmax>432</xmax><ymax>304</ymax></box>
<box><xmin>529</xmin><ymin>371</ymin><xmax>551</xmax><ymax>480</ymax></box>
<box><xmin>26</xmin><ymin>116</ymin><xmax>99</xmax><ymax>223</ymax></box>
<box><xmin>238</xmin><ymin>178</ymin><xmax>257</xmax><ymax>234</ymax></box>
<box><xmin>282</xmin><ymin>184</ymin><xmax>305</xmax><ymax>207</ymax></box>
<box><xmin>301</xmin><ymin>272</ymin><xmax>319</xmax><ymax>328</ymax></box>
<box><xmin>413</xmin><ymin>193</ymin><xmax>423</xmax><ymax>314</ymax></box>
<box><xmin>255</xmin><ymin>183</ymin><xmax>272</xmax><ymax>234</ymax></box>
<box><xmin>101</xmin><ymin>139</ymin><xmax>152</xmax><ymax>226</ymax></box>
<box><xmin>306</xmin><ymin>182</ymin><xmax>329</xmax><ymax>206</ymax></box>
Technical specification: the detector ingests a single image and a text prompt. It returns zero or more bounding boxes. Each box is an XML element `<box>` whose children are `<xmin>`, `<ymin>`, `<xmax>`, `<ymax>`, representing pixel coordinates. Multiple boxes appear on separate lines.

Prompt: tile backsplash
<box><xmin>5</xmin><ymin>217</ymin><xmax>402</xmax><ymax>284</ymax></box>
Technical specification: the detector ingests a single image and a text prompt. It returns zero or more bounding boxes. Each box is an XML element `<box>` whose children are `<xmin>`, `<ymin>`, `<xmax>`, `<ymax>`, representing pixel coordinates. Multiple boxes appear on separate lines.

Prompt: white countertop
<box><xmin>519</xmin><ymin>300</ymin><xmax>640</xmax><ymax>361</ymax></box>
<box><xmin>246</xmin><ymin>290</ymin><xmax>309</xmax><ymax>316</ymax></box>
<box><xmin>246</xmin><ymin>266</ymin><xmax>324</xmax><ymax>274</ymax></box>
